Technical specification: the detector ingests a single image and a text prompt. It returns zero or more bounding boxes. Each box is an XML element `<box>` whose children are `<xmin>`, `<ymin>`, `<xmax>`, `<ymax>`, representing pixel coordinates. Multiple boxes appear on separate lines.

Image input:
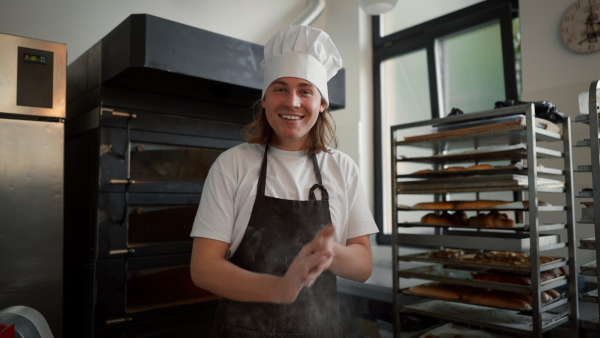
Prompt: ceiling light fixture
<box><xmin>357</xmin><ymin>0</ymin><xmax>398</xmax><ymax>15</ymax></box>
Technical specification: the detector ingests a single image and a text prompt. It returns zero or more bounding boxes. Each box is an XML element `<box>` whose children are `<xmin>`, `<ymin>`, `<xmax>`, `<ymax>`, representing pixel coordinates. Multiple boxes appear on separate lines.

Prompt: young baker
<box><xmin>190</xmin><ymin>25</ymin><xmax>379</xmax><ymax>337</ymax></box>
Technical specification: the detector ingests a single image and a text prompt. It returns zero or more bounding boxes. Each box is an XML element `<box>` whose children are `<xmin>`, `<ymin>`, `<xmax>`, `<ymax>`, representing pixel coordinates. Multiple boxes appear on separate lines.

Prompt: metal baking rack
<box><xmin>573</xmin><ymin>79</ymin><xmax>600</xmax><ymax>331</ymax></box>
<box><xmin>390</xmin><ymin>104</ymin><xmax>578</xmax><ymax>337</ymax></box>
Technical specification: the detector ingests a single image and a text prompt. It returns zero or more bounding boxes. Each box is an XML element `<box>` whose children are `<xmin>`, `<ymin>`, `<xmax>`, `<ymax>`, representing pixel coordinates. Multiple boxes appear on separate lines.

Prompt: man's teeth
<box><xmin>281</xmin><ymin>115</ymin><xmax>301</xmax><ymax>120</ymax></box>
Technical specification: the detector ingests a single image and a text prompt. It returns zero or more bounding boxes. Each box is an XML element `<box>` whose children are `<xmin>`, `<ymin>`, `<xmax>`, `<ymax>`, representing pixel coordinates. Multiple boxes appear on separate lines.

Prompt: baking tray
<box><xmin>405</xmin><ymin>322</ymin><xmax>513</xmax><ymax>338</ymax></box>
<box><xmin>575</xmin><ymin>139</ymin><xmax>600</xmax><ymax>147</ymax></box>
<box><xmin>575</xmin><ymin>164</ymin><xmax>593</xmax><ymax>172</ymax></box>
<box><xmin>397</xmin><ymin>117</ymin><xmax>561</xmax><ymax>147</ymax></box>
<box><xmin>397</xmin><ymin>222</ymin><xmax>568</xmax><ymax>233</ymax></box>
<box><xmin>581</xmin><ymin>261</ymin><xmax>597</xmax><ymax>276</ymax></box>
<box><xmin>397</xmin><ymin>165</ymin><xmax>563</xmax><ymax>178</ymax></box>
<box><xmin>398</xmin><ymin>221</ymin><xmax>529</xmax><ymax>231</ymax></box>
<box><xmin>574</xmin><ymin>113</ymin><xmax>600</xmax><ymax>124</ymax></box>
<box><xmin>396</xmin><ymin>145</ymin><xmax>562</xmax><ymax>164</ymax></box>
<box><xmin>579</xmin><ymin>206</ymin><xmax>595</xmax><ymax>224</ymax></box>
<box><xmin>578</xmin><ymin>188</ymin><xmax>593</xmax><ymax>198</ymax></box>
<box><xmin>397</xmin><ymin>202</ymin><xmax>563</xmax><ymax>211</ymax></box>
<box><xmin>396</xmin><ymin>232</ymin><xmax>561</xmax><ymax>252</ymax></box>
<box><xmin>396</xmin><ymin>174</ymin><xmax>564</xmax><ymax>194</ymax></box>
<box><xmin>400</xmin><ymin>299</ymin><xmax>568</xmax><ymax>336</ymax></box>
<box><xmin>397</xmin><ymin>252</ymin><xmax>567</xmax><ymax>273</ymax></box>
<box><xmin>397</xmin><ymin>265</ymin><xmax>567</xmax><ymax>294</ymax></box>
<box><xmin>581</xmin><ymin>289</ymin><xmax>599</xmax><ymax>303</ymax></box>
<box><xmin>580</xmin><ymin>237</ymin><xmax>596</xmax><ymax>250</ymax></box>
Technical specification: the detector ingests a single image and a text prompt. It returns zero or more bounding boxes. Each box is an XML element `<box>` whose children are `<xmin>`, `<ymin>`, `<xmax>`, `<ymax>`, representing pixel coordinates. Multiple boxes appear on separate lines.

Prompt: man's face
<box><xmin>262</xmin><ymin>77</ymin><xmax>326</xmax><ymax>151</ymax></box>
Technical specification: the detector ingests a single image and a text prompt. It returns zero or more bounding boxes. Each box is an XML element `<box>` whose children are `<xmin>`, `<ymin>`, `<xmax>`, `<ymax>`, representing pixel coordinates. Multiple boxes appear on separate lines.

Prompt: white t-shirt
<box><xmin>190</xmin><ymin>143</ymin><xmax>379</xmax><ymax>257</ymax></box>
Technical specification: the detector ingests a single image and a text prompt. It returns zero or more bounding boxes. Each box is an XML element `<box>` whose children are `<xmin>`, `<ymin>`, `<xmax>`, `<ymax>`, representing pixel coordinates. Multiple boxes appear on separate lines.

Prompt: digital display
<box><xmin>23</xmin><ymin>53</ymin><xmax>46</xmax><ymax>64</ymax></box>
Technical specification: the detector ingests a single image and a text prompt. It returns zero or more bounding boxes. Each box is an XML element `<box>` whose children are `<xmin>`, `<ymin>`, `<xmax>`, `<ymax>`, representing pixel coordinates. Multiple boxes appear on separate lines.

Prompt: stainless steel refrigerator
<box><xmin>0</xmin><ymin>33</ymin><xmax>66</xmax><ymax>337</ymax></box>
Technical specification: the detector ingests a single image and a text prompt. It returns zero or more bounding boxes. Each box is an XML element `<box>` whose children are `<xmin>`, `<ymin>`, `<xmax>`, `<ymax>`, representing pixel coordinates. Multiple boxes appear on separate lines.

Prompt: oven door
<box><xmin>97</xmin><ymin>107</ymin><xmax>244</xmax><ymax>194</ymax></box>
<box><xmin>94</xmin><ymin>254</ymin><xmax>219</xmax><ymax>331</ymax></box>
<box><xmin>99</xmin><ymin>126</ymin><xmax>240</xmax><ymax>194</ymax></box>
<box><xmin>98</xmin><ymin>193</ymin><xmax>200</xmax><ymax>259</ymax></box>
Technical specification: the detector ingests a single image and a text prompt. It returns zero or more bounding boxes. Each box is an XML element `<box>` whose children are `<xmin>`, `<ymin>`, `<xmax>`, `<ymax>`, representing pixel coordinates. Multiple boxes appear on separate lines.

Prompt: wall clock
<box><xmin>560</xmin><ymin>0</ymin><xmax>600</xmax><ymax>53</ymax></box>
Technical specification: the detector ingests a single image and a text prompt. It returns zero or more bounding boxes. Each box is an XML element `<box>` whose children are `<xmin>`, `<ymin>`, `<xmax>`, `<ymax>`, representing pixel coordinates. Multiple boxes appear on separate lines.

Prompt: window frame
<box><xmin>372</xmin><ymin>0</ymin><xmax>519</xmax><ymax>244</ymax></box>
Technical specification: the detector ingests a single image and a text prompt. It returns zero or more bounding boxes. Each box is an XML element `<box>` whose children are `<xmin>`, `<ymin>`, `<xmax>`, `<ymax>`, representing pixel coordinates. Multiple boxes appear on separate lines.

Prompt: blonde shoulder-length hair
<box><xmin>244</xmin><ymin>99</ymin><xmax>338</xmax><ymax>155</ymax></box>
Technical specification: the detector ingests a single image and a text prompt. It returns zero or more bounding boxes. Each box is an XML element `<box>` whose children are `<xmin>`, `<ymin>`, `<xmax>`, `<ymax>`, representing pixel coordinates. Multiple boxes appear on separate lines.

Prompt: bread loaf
<box><xmin>466</xmin><ymin>211</ymin><xmax>515</xmax><ymax>228</ymax></box>
<box><xmin>420</xmin><ymin>213</ymin><xmax>451</xmax><ymax>226</ymax></box>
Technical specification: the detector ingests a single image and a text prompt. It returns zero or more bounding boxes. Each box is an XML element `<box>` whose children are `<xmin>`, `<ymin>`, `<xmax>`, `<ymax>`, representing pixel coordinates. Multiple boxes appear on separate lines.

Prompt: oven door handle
<box><xmin>108</xmin><ymin>248</ymin><xmax>136</xmax><ymax>256</ymax></box>
<box><xmin>109</xmin><ymin>179</ymin><xmax>136</xmax><ymax>185</ymax></box>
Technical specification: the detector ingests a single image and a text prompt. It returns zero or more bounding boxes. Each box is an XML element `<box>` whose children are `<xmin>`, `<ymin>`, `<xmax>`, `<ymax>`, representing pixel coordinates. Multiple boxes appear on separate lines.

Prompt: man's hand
<box><xmin>277</xmin><ymin>225</ymin><xmax>335</xmax><ymax>303</ymax></box>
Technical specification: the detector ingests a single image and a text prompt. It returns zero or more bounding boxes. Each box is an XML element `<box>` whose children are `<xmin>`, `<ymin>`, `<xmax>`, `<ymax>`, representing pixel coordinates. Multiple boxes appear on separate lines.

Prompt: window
<box><xmin>373</xmin><ymin>0</ymin><xmax>520</xmax><ymax>244</ymax></box>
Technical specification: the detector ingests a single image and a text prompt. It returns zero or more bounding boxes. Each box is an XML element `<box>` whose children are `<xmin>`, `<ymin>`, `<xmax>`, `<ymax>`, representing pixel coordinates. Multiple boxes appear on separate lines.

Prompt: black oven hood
<box><xmin>67</xmin><ymin>14</ymin><xmax>345</xmax><ymax>119</ymax></box>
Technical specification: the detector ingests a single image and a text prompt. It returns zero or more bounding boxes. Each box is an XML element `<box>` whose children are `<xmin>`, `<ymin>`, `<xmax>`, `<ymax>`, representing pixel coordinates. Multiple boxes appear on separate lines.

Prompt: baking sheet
<box><xmin>397</xmin><ymin>201</ymin><xmax>562</xmax><ymax>211</ymax></box>
<box><xmin>396</xmin><ymin>174</ymin><xmax>564</xmax><ymax>194</ymax></box>
<box><xmin>574</xmin><ymin>113</ymin><xmax>600</xmax><ymax>124</ymax></box>
<box><xmin>580</xmin><ymin>237</ymin><xmax>597</xmax><ymax>250</ymax></box>
<box><xmin>396</xmin><ymin>145</ymin><xmax>562</xmax><ymax>164</ymax></box>
<box><xmin>582</xmin><ymin>289</ymin><xmax>599</xmax><ymax>303</ymax></box>
<box><xmin>396</xmin><ymin>232</ymin><xmax>561</xmax><ymax>252</ymax></box>
<box><xmin>401</xmin><ymin>300</ymin><xmax>568</xmax><ymax>336</ymax></box>
<box><xmin>398</xmin><ymin>118</ymin><xmax>561</xmax><ymax>145</ymax></box>
<box><xmin>397</xmin><ymin>165</ymin><xmax>562</xmax><ymax>178</ymax></box>
<box><xmin>578</xmin><ymin>188</ymin><xmax>593</xmax><ymax>198</ymax></box>
<box><xmin>581</xmin><ymin>261</ymin><xmax>597</xmax><ymax>276</ymax></box>
<box><xmin>406</xmin><ymin>323</ymin><xmax>512</xmax><ymax>338</ymax></box>
<box><xmin>398</xmin><ymin>221</ymin><xmax>528</xmax><ymax>231</ymax></box>
<box><xmin>575</xmin><ymin>139</ymin><xmax>600</xmax><ymax>147</ymax></box>
<box><xmin>397</xmin><ymin>252</ymin><xmax>567</xmax><ymax>273</ymax></box>
<box><xmin>397</xmin><ymin>265</ymin><xmax>567</xmax><ymax>293</ymax></box>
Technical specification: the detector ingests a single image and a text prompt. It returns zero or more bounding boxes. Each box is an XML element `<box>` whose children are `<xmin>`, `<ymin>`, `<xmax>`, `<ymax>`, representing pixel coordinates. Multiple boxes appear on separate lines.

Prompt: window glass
<box><xmin>382</xmin><ymin>0</ymin><xmax>484</xmax><ymax>36</ymax></box>
<box><xmin>437</xmin><ymin>20</ymin><xmax>505</xmax><ymax>115</ymax></box>
<box><xmin>381</xmin><ymin>49</ymin><xmax>430</xmax><ymax>234</ymax></box>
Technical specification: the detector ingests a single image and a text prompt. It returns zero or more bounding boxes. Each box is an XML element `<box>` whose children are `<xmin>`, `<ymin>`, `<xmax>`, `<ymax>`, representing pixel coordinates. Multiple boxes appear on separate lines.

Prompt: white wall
<box><xmin>520</xmin><ymin>0</ymin><xmax>600</xmax><ymax>268</ymax></box>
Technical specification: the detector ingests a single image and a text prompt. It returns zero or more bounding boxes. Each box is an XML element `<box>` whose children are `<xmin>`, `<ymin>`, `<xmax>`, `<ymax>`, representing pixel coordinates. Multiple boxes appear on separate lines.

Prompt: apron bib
<box><xmin>211</xmin><ymin>145</ymin><xmax>342</xmax><ymax>337</ymax></box>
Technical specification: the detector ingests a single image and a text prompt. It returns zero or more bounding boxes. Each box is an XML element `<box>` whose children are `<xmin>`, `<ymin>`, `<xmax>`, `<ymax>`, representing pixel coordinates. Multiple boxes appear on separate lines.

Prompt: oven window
<box><xmin>126</xmin><ymin>265</ymin><xmax>218</xmax><ymax>312</ymax></box>
<box><xmin>129</xmin><ymin>143</ymin><xmax>224</xmax><ymax>183</ymax></box>
<box><xmin>128</xmin><ymin>205</ymin><xmax>197</xmax><ymax>246</ymax></box>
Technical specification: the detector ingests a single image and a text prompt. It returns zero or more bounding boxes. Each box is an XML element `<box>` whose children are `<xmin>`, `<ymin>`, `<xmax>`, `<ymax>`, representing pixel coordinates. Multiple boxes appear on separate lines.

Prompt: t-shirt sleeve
<box><xmin>190</xmin><ymin>162</ymin><xmax>235</xmax><ymax>244</ymax></box>
<box><xmin>345</xmin><ymin>161</ymin><xmax>379</xmax><ymax>239</ymax></box>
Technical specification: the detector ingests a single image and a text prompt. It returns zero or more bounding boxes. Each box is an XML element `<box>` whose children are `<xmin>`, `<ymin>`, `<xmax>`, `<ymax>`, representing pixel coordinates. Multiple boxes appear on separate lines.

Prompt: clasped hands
<box><xmin>275</xmin><ymin>224</ymin><xmax>335</xmax><ymax>304</ymax></box>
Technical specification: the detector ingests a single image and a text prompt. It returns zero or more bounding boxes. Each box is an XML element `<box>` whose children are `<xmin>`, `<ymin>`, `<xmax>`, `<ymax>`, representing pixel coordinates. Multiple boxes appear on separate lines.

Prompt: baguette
<box><xmin>440</xmin><ymin>166</ymin><xmax>465</xmax><ymax>171</ymax></box>
<box><xmin>466</xmin><ymin>164</ymin><xmax>494</xmax><ymax>170</ymax></box>
<box><xmin>413</xmin><ymin>202</ymin><xmax>456</xmax><ymax>210</ymax></box>
<box><xmin>455</xmin><ymin>200</ymin><xmax>509</xmax><ymax>209</ymax></box>
<box><xmin>462</xmin><ymin>292</ymin><xmax>531</xmax><ymax>310</ymax></box>
<box><xmin>408</xmin><ymin>283</ymin><xmax>461</xmax><ymax>300</ymax></box>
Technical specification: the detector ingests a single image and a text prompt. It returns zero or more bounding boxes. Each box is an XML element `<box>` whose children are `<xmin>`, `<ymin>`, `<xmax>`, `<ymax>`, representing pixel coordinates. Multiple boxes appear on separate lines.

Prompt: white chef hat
<box><xmin>261</xmin><ymin>25</ymin><xmax>343</xmax><ymax>107</ymax></box>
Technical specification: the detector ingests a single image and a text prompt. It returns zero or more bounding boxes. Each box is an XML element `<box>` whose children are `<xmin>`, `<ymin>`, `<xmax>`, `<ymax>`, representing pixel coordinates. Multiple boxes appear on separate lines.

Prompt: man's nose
<box><xmin>284</xmin><ymin>92</ymin><xmax>301</xmax><ymax>108</ymax></box>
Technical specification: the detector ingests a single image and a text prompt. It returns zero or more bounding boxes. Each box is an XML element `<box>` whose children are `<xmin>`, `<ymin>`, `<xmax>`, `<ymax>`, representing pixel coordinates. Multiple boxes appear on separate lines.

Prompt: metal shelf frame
<box><xmin>391</xmin><ymin>104</ymin><xmax>579</xmax><ymax>337</ymax></box>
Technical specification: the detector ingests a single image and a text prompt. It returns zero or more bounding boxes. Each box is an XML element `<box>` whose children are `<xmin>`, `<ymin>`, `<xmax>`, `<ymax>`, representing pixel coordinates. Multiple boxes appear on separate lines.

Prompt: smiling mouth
<box><xmin>280</xmin><ymin>114</ymin><xmax>303</xmax><ymax>120</ymax></box>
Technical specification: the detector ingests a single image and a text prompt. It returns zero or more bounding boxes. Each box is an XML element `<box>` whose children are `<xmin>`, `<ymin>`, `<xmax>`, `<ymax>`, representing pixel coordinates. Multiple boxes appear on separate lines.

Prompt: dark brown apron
<box><xmin>211</xmin><ymin>145</ymin><xmax>342</xmax><ymax>337</ymax></box>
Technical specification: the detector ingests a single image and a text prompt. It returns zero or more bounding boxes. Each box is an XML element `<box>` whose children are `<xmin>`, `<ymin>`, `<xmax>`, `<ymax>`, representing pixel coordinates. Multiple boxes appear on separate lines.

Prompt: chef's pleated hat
<box><xmin>261</xmin><ymin>25</ymin><xmax>342</xmax><ymax>106</ymax></box>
